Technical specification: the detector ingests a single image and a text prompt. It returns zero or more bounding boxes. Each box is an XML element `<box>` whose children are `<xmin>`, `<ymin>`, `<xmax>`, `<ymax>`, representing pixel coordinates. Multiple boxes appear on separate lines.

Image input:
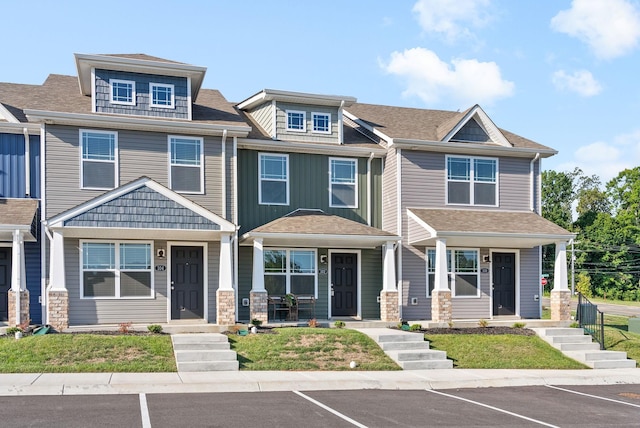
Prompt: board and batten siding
<box><xmin>206</xmin><ymin>242</ymin><xmax>221</xmax><ymax>322</ymax></box>
<box><xmin>0</xmin><ymin>133</ymin><xmax>41</xmax><ymax>198</ymax></box>
<box><xmin>381</xmin><ymin>147</ymin><xmax>398</xmax><ymax>234</ymax></box>
<box><xmin>66</xmin><ymin>238</ymin><xmax>167</xmax><ymax>325</ymax></box>
<box><xmin>237</xmin><ymin>150</ymin><xmax>372</xmax><ymax>234</ymax></box>
<box><xmin>519</xmin><ymin>247</ymin><xmax>541</xmax><ymax>318</ymax></box>
<box><xmin>360</xmin><ymin>248</ymin><xmax>383</xmax><ymax>319</ymax></box>
<box><xmin>274</xmin><ymin>102</ymin><xmax>339</xmax><ymax>144</ymax></box>
<box><xmin>247</xmin><ymin>102</ymin><xmax>274</xmax><ymax>137</ymax></box>
<box><xmin>45</xmin><ymin>125</ymin><xmax>225</xmax><ymax>218</ymax></box>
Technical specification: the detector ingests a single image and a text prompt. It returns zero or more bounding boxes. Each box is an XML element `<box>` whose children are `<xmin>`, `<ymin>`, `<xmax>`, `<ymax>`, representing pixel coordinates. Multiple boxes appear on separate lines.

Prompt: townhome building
<box><xmin>0</xmin><ymin>53</ymin><xmax>574</xmax><ymax>329</ymax></box>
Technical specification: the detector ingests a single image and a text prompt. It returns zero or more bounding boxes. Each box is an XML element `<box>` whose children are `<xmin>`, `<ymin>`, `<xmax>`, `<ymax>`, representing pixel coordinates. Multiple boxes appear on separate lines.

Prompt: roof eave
<box><xmin>237</xmin><ymin>89</ymin><xmax>357</xmax><ymax>110</ymax></box>
<box><xmin>237</xmin><ymin>138</ymin><xmax>386</xmax><ymax>157</ymax></box>
<box><xmin>392</xmin><ymin>138</ymin><xmax>557</xmax><ymax>158</ymax></box>
<box><xmin>241</xmin><ymin>231</ymin><xmax>399</xmax><ymax>248</ymax></box>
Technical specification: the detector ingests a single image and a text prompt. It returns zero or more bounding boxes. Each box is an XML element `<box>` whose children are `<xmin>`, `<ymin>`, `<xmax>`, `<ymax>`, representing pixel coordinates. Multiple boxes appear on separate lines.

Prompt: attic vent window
<box><xmin>150</xmin><ymin>83</ymin><xmax>175</xmax><ymax>109</ymax></box>
<box><xmin>286</xmin><ymin>110</ymin><xmax>306</xmax><ymax>132</ymax></box>
<box><xmin>110</xmin><ymin>79</ymin><xmax>135</xmax><ymax>105</ymax></box>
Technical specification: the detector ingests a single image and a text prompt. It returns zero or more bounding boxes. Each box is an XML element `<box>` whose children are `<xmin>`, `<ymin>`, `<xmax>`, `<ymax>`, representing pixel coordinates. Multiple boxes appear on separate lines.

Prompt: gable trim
<box><xmin>0</xmin><ymin>103</ymin><xmax>20</xmax><ymax>123</ymax></box>
<box><xmin>443</xmin><ymin>105</ymin><xmax>511</xmax><ymax>147</ymax></box>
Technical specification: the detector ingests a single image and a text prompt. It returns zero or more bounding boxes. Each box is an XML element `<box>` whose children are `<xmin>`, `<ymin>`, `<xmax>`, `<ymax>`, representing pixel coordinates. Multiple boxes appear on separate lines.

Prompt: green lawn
<box><xmin>425</xmin><ymin>334</ymin><xmax>587</xmax><ymax>369</ymax></box>
<box><xmin>580</xmin><ymin>296</ymin><xmax>640</xmax><ymax>307</ymax></box>
<box><xmin>603</xmin><ymin>314</ymin><xmax>640</xmax><ymax>367</ymax></box>
<box><xmin>228</xmin><ymin>327</ymin><xmax>401</xmax><ymax>371</ymax></box>
<box><xmin>0</xmin><ymin>334</ymin><xmax>176</xmax><ymax>373</ymax></box>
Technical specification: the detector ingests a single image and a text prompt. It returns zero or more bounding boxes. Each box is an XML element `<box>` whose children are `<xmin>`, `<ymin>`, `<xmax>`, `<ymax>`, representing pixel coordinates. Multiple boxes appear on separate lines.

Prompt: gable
<box><xmin>450</xmin><ymin>118</ymin><xmax>490</xmax><ymax>143</ymax></box>
<box><xmin>63</xmin><ymin>185</ymin><xmax>221</xmax><ymax>230</ymax></box>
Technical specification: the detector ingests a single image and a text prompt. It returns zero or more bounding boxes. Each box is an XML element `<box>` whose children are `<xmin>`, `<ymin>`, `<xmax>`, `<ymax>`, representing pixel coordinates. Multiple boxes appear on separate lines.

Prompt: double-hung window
<box><xmin>286</xmin><ymin>110</ymin><xmax>306</xmax><ymax>132</ymax></box>
<box><xmin>169</xmin><ymin>136</ymin><xmax>203</xmax><ymax>193</ymax></box>
<box><xmin>329</xmin><ymin>157</ymin><xmax>357</xmax><ymax>208</ymax></box>
<box><xmin>109</xmin><ymin>79</ymin><xmax>135</xmax><ymax>105</ymax></box>
<box><xmin>446</xmin><ymin>156</ymin><xmax>497</xmax><ymax>206</ymax></box>
<box><xmin>81</xmin><ymin>241</ymin><xmax>153</xmax><ymax>299</ymax></box>
<box><xmin>264</xmin><ymin>249</ymin><xmax>317</xmax><ymax>296</ymax></box>
<box><xmin>150</xmin><ymin>83</ymin><xmax>175</xmax><ymax>108</ymax></box>
<box><xmin>80</xmin><ymin>130</ymin><xmax>117</xmax><ymax>189</ymax></box>
<box><xmin>426</xmin><ymin>248</ymin><xmax>480</xmax><ymax>297</ymax></box>
<box><xmin>259</xmin><ymin>153</ymin><xmax>288</xmax><ymax>205</ymax></box>
<box><xmin>312</xmin><ymin>112</ymin><xmax>331</xmax><ymax>134</ymax></box>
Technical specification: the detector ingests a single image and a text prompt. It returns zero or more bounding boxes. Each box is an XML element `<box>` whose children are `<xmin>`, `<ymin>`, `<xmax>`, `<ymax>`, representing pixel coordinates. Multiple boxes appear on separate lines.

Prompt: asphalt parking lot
<box><xmin>1</xmin><ymin>384</ymin><xmax>639</xmax><ymax>427</ymax></box>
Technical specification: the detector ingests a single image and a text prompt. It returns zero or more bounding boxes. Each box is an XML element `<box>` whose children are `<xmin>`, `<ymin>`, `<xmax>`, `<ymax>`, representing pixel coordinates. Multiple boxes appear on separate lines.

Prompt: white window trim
<box><xmin>79</xmin><ymin>129</ymin><xmax>118</xmax><ymax>190</ymax></box>
<box><xmin>168</xmin><ymin>135</ymin><xmax>205</xmax><ymax>195</ymax></box>
<box><xmin>285</xmin><ymin>110</ymin><xmax>306</xmax><ymax>132</ymax></box>
<box><xmin>109</xmin><ymin>79</ymin><xmax>136</xmax><ymax>106</ymax></box>
<box><xmin>329</xmin><ymin>157</ymin><xmax>358</xmax><ymax>208</ymax></box>
<box><xmin>311</xmin><ymin>112</ymin><xmax>331</xmax><ymax>134</ymax></box>
<box><xmin>445</xmin><ymin>155</ymin><xmax>499</xmax><ymax>207</ymax></box>
<box><xmin>150</xmin><ymin>82</ymin><xmax>175</xmax><ymax>109</ymax></box>
<box><xmin>258</xmin><ymin>152</ymin><xmax>289</xmax><ymax>206</ymax></box>
<box><xmin>426</xmin><ymin>247</ymin><xmax>481</xmax><ymax>298</ymax></box>
<box><xmin>79</xmin><ymin>240</ymin><xmax>155</xmax><ymax>300</ymax></box>
<box><xmin>263</xmin><ymin>248</ymin><xmax>318</xmax><ymax>298</ymax></box>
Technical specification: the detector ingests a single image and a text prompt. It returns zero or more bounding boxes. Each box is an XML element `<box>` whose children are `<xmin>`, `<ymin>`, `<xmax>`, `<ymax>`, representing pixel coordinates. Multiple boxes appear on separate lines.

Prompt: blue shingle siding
<box><xmin>0</xmin><ymin>133</ymin><xmax>40</xmax><ymax>198</ymax></box>
<box><xmin>64</xmin><ymin>186</ymin><xmax>221</xmax><ymax>230</ymax></box>
<box><xmin>94</xmin><ymin>69</ymin><xmax>189</xmax><ymax>119</ymax></box>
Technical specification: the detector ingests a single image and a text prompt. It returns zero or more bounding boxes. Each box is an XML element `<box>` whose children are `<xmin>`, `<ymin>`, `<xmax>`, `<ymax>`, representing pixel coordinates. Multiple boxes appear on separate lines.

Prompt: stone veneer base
<box><xmin>380</xmin><ymin>290</ymin><xmax>399</xmax><ymax>322</ymax></box>
<box><xmin>216</xmin><ymin>289</ymin><xmax>236</xmax><ymax>325</ymax></box>
<box><xmin>431</xmin><ymin>290</ymin><xmax>452</xmax><ymax>323</ymax></box>
<box><xmin>250</xmin><ymin>291</ymin><xmax>269</xmax><ymax>324</ymax></box>
<box><xmin>551</xmin><ymin>289</ymin><xmax>572</xmax><ymax>321</ymax></box>
<box><xmin>48</xmin><ymin>289</ymin><xmax>69</xmax><ymax>331</ymax></box>
<box><xmin>8</xmin><ymin>290</ymin><xmax>30</xmax><ymax>326</ymax></box>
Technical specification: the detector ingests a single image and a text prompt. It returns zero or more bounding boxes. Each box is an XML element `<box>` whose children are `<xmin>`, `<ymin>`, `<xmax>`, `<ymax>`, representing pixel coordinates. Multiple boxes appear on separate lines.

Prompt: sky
<box><xmin>2</xmin><ymin>0</ymin><xmax>640</xmax><ymax>185</ymax></box>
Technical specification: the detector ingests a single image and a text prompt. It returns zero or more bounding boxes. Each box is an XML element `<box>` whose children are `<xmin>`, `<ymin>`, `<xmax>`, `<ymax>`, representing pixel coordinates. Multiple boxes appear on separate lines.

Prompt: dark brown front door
<box><xmin>0</xmin><ymin>248</ymin><xmax>10</xmax><ymax>321</ymax></box>
<box><xmin>493</xmin><ymin>252</ymin><xmax>516</xmax><ymax>316</ymax></box>
<box><xmin>331</xmin><ymin>253</ymin><xmax>357</xmax><ymax>316</ymax></box>
<box><xmin>171</xmin><ymin>246</ymin><xmax>204</xmax><ymax>320</ymax></box>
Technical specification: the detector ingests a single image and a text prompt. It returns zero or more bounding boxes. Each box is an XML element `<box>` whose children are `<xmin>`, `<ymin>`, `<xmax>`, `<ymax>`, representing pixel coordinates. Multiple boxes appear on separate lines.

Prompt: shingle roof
<box><xmin>0</xmin><ymin>198</ymin><xmax>38</xmax><ymax>227</ymax></box>
<box><xmin>346</xmin><ymin>103</ymin><xmax>552</xmax><ymax>151</ymax></box>
<box><xmin>251</xmin><ymin>209</ymin><xmax>396</xmax><ymax>237</ymax></box>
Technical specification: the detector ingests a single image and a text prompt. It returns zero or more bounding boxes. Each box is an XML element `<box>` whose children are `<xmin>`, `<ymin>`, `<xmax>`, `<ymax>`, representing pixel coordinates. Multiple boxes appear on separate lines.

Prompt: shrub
<box><xmin>576</xmin><ymin>272</ymin><xmax>593</xmax><ymax>298</ymax></box>
<box><xmin>334</xmin><ymin>320</ymin><xmax>346</xmax><ymax>329</ymax></box>
<box><xmin>250</xmin><ymin>319</ymin><xmax>263</xmax><ymax>327</ymax></box>
<box><xmin>569</xmin><ymin>321</ymin><xmax>580</xmax><ymax>328</ymax></box>
<box><xmin>307</xmin><ymin>318</ymin><xmax>318</xmax><ymax>328</ymax></box>
<box><xmin>512</xmin><ymin>322</ymin><xmax>526</xmax><ymax>328</ymax></box>
<box><xmin>6</xmin><ymin>327</ymin><xmax>21</xmax><ymax>336</ymax></box>
<box><xmin>118</xmin><ymin>321</ymin><xmax>133</xmax><ymax>334</ymax></box>
<box><xmin>147</xmin><ymin>324</ymin><xmax>163</xmax><ymax>334</ymax></box>
<box><xmin>409</xmin><ymin>324</ymin><xmax>422</xmax><ymax>331</ymax></box>
<box><xmin>478</xmin><ymin>319</ymin><xmax>489</xmax><ymax>328</ymax></box>
<box><xmin>447</xmin><ymin>320</ymin><xmax>455</xmax><ymax>328</ymax></box>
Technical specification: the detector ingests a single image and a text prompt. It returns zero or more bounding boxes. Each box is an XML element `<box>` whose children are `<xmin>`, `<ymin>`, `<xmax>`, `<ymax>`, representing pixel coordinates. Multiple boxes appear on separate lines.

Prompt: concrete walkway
<box><xmin>1</xmin><ymin>368</ymin><xmax>639</xmax><ymax>396</ymax></box>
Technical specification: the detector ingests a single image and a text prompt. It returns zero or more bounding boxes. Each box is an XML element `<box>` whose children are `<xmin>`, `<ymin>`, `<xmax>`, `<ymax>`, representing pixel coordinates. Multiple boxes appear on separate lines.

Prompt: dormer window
<box><xmin>286</xmin><ymin>110</ymin><xmax>306</xmax><ymax>132</ymax></box>
<box><xmin>150</xmin><ymin>83</ymin><xmax>175</xmax><ymax>109</ymax></box>
<box><xmin>109</xmin><ymin>79</ymin><xmax>135</xmax><ymax>105</ymax></box>
<box><xmin>312</xmin><ymin>112</ymin><xmax>331</xmax><ymax>134</ymax></box>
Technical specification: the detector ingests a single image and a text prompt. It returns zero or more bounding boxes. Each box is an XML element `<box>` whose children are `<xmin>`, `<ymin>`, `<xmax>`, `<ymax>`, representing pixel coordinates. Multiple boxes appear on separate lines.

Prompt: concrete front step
<box><xmin>401</xmin><ymin>360</ymin><xmax>453</xmax><ymax>370</ymax></box>
<box><xmin>176</xmin><ymin>361</ymin><xmax>240</xmax><ymax>371</ymax></box>
<box><xmin>556</xmin><ymin>342</ymin><xmax>601</xmax><ymax>351</ymax></box>
<box><xmin>171</xmin><ymin>333</ymin><xmax>238</xmax><ymax>372</ymax></box>
<box><xmin>386</xmin><ymin>349</ymin><xmax>448</xmax><ymax>361</ymax></box>
<box><xmin>380</xmin><ymin>341</ymin><xmax>431</xmax><ymax>351</ymax></box>
<box><xmin>588</xmin><ymin>359</ymin><xmax>637</xmax><ymax>369</ymax></box>
<box><xmin>172</xmin><ymin>333</ymin><xmax>229</xmax><ymax>344</ymax></box>
<box><xmin>173</xmin><ymin>342</ymin><xmax>230</xmax><ymax>351</ymax></box>
<box><xmin>543</xmin><ymin>334</ymin><xmax>593</xmax><ymax>345</ymax></box>
<box><xmin>175</xmin><ymin>350</ymin><xmax>238</xmax><ymax>362</ymax></box>
<box><xmin>533</xmin><ymin>327</ymin><xmax>586</xmax><ymax>336</ymax></box>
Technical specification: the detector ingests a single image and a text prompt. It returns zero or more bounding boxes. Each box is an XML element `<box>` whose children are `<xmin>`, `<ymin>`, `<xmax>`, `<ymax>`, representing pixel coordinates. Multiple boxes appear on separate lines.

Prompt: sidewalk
<box><xmin>2</xmin><ymin>368</ymin><xmax>639</xmax><ymax>396</ymax></box>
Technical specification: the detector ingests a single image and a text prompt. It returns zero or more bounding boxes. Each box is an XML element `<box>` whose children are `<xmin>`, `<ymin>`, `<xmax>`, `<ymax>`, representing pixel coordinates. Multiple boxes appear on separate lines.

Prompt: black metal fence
<box><xmin>577</xmin><ymin>292</ymin><xmax>605</xmax><ymax>350</ymax></box>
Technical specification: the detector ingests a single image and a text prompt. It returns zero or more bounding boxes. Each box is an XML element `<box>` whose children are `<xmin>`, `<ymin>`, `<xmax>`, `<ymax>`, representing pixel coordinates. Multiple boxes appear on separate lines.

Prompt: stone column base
<box><xmin>551</xmin><ymin>289</ymin><xmax>571</xmax><ymax>321</ymax></box>
<box><xmin>431</xmin><ymin>290</ymin><xmax>452</xmax><ymax>323</ymax></box>
<box><xmin>216</xmin><ymin>289</ymin><xmax>236</xmax><ymax>326</ymax></box>
<box><xmin>48</xmin><ymin>289</ymin><xmax>69</xmax><ymax>331</ymax></box>
<box><xmin>250</xmin><ymin>291</ymin><xmax>269</xmax><ymax>324</ymax></box>
<box><xmin>380</xmin><ymin>290</ymin><xmax>399</xmax><ymax>322</ymax></box>
<box><xmin>8</xmin><ymin>290</ymin><xmax>30</xmax><ymax>327</ymax></box>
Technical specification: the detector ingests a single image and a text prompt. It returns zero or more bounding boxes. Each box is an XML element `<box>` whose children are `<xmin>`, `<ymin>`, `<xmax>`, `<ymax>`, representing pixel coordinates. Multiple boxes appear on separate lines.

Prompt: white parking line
<box><xmin>139</xmin><ymin>393</ymin><xmax>152</xmax><ymax>428</ymax></box>
<box><xmin>426</xmin><ymin>389</ymin><xmax>559</xmax><ymax>428</ymax></box>
<box><xmin>545</xmin><ymin>385</ymin><xmax>640</xmax><ymax>408</ymax></box>
<box><xmin>293</xmin><ymin>391</ymin><xmax>368</xmax><ymax>428</ymax></box>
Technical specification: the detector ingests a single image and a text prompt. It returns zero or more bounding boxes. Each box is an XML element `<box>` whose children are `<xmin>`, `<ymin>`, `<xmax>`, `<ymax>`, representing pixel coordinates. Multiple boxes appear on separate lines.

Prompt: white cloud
<box><xmin>552</xmin><ymin>69</ymin><xmax>602</xmax><ymax>96</ymax></box>
<box><xmin>381</xmin><ymin>47</ymin><xmax>514</xmax><ymax>106</ymax></box>
<box><xmin>412</xmin><ymin>0</ymin><xmax>492</xmax><ymax>42</ymax></box>
<box><xmin>551</xmin><ymin>0</ymin><xmax>640</xmax><ymax>59</ymax></box>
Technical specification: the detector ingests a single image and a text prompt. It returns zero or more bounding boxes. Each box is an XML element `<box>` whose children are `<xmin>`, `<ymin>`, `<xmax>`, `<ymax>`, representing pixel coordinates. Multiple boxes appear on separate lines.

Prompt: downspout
<box><xmin>530</xmin><ymin>153</ymin><xmax>540</xmax><ymax>212</ymax></box>
<box><xmin>23</xmin><ymin>128</ymin><xmax>30</xmax><ymax>197</ymax></box>
<box><xmin>233</xmin><ymin>136</ymin><xmax>239</xmax><ymax>318</ymax></box>
<box><xmin>40</xmin><ymin>123</ymin><xmax>47</xmax><ymax>324</ymax></box>
<box><xmin>367</xmin><ymin>152</ymin><xmax>374</xmax><ymax>226</ymax></box>
<box><xmin>221</xmin><ymin>129</ymin><xmax>228</xmax><ymax>218</ymax></box>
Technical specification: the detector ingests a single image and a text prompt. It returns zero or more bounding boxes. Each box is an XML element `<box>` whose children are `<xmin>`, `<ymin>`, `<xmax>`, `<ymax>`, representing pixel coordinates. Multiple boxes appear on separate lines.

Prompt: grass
<box><xmin>425</xmin><ymin>334</ymin><xmax>587</xmax><ymax>369</ymax></box>
<box><xmin>0</xmin><ymin>334</ymin><xmax>176</xmax><ymax>373</ymax></box>
<box><xmin>578</xmin><ymin>296</ymin><xmax>640</xmax><ymax>307</ymax></box>
<box><xmin>228</xmin><ymin>327</ymin><xmax>401</xmax><ymax>371</ymax></box>
<box><xmin>603</xmin><ymin>314</ymin><xmax>640</xmax><ymax>367</ymax></box>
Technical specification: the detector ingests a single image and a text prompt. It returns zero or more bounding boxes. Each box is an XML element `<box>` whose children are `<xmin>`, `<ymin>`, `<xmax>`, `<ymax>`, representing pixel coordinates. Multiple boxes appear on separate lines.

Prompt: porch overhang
<box><xmin>240</xmin><ymin>209</ymin><xmax>399</xmax><ymax>249</ymax></box>
<box><xmin>407</xmin><ymin>208</ymin><xmax>575</xmax><ymax>248</ymax></box>
<box><xmin>0</xmin><ymin>199</ymin><xmax>38</xmax><ymax>242</ymax></box>
<box><xmin>49</xmin><ymin>226</ymin><xmax>228</xmax><ymax>241</ymax></box>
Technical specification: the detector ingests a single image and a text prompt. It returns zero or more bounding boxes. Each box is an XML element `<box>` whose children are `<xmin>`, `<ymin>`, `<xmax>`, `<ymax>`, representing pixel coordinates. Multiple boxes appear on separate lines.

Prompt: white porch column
<box><xmin>553</xmin><ymin>241</ymin><xmax>568</xmax><ymax>291</ymax></box>
<box><xmin>11</xmin><ymin>230</ymin><xmax>25</xmax><ymax>292</ymax></box>
<box><xmin>434</xmin><ymin>238</ymin><xmax>449</xmax><ymax>291</ymax></box>
<box><xmin>218</xmin><ymin>232</ymin><xmax>233</xmax><ymax>290</ymax></box>
<box><xmin>49</xmin><ymin>230</ymin><xmax>66</xmax><ymax>291</ymax></box>
<box><xmin>251</xmin><ymin>238</ymin><xmax>265</xmax><ymax>292</ymax></box>
<box><xmin>382</xmin><ymin>241</ymin><xmax>397</xmax><ymax>291</ymax></box>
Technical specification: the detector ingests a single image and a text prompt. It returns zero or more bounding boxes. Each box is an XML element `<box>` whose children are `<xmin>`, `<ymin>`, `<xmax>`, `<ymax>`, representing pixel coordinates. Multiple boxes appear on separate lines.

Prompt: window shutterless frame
<box><xmin>109</xmin><ymin>79</ymin><xmax>136</xmax><ymax>105</ymax></box>
<box><xmin>426</xmin><ymin>248</ymin><xmax>480</xmax><ymax>298</ymax></box>
<box><xmin>168</xmin><ymin>135</ymin><xmax>204</xmax><ymax>194</ymax></box>
<box><xmin>311</xmin><ymin>112</ymin><xmax>331</xmax><ymax>134</ymax></box>
<box><xmin>79</xmin><ymin>129</ymin><xmax>118</xmax><ymax>190</ymax></box>
<box><xmin>329</xmin><ymin>157</ymin><xmax>358</xmax><ymax>208</ymax></box>
<box><xmin>258</xmin><ymin>152</ymin><xmax>289</xmax><ymax>205</ymax></box>
<box><xmin>150</xmin><ymin>82</ymin><xmax>175</xmax><ymax>109</ymax></box>
<box><xmin>285</xmin><ymin>110</ymin><xmax>306</xmax><ymax>132</ymax></box>
<box><xmin>445</xmin><ymin>155</ymin><xmax>498</xmax><ymax>207</ymax></box>
<box><xmin>263</xmin><ymin>248</ymin><xmax>318</xmax><ymax>298</ymax></box>
<box><xmin>79</xmin><ymin>240</ymin><xmax>154</xmax><ymax>299</ymax></box>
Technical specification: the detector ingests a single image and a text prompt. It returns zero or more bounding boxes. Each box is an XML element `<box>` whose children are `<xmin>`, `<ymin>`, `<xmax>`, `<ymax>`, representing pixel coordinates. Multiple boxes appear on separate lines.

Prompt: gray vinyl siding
<box><xmin>451</xmin><ymin>247</ymin><xmax>491</xmax><ymax>320</ymax></box>
<box><xmin>247</xmin><ymin>102</ymin><xmax>274</xmax><ymax>137</ymax></box>
<box><xmin>66</xmin><ymin>238</ymin><xmax>167</xmax><ymax>325</ymax></box>
<box><xmin>207</xmin><ymin>242</ymin><xmax>220</xmax><ymax>322</ymax></box>
<box><xmin>499</xmin><ymin>157</ymin><xmax>534</xmax><ymax>210</ymax></box>
<box><xmin>400</xmin><ymin>244</ymin><xmax>428</xmax><ymax>320</ymax></box>
<box><xmin>361</xmin><ymin>248</ymin><xmax>383</xmax><ymax>319</ymax></box>
<box><xmin>519</xmin><ymin>247</ymin><xmax>541</xmax><ymax>318</ymax></box>
<box><xmin>370</xmin><ymin>158</ymin><xmax>383</xmax><ymax>227</ymax></box>
<box><xmin>407</xmin><ymin>216</ymin><xmax>430</xmax><ymax>245</ymax></box>
<box><xmin>237</xmin><ymin>150</ymin><xmax>372</xmax><ymax>234</ymax></box>
<box><xmin>275</xmin><ymin>102</ymin><xmax>339</xmax><ymax>144</ymax></box>
<box><xmin>45</xmin><ymin>125</ymin><xmax>224</xmax><ymax>218</ymax></box>
<box><xmin>94</xmin><ymin>70</ymin><xmax>189</xmax><ymax>119</ymax></box>
<box><xmin>382</xmin><ymin>148</ymin><xmax>398</xmax><ymax>234</ymax></box>
<box><xmin>237</xmin><ymin>246</ymin><xmax>252</xmax><ymax>322</ymax></box>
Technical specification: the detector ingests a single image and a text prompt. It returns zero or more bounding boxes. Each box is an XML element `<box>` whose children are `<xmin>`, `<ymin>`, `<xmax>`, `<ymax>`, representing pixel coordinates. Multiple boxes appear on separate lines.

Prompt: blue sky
<box><xmin>2</xmin><ymin>0</ymin><xmax>640</xmax><ymax>184</ymax></box>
